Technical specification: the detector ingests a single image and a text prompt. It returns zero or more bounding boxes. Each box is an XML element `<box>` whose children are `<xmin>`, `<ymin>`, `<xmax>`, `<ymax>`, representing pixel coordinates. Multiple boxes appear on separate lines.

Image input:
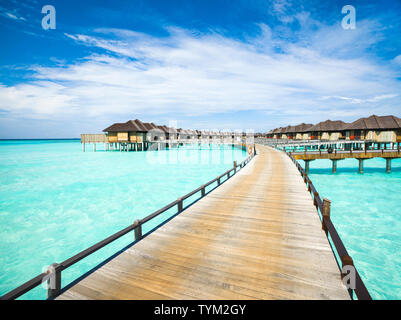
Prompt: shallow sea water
<box><xmin>0</xmin><ymin>140</ymin><xmax>247</xmax><ymax>299</ymax></box>
<box><xmin>299</xmin><ymin>157</ymin><xmax>401</xmax><ymax>300</ymax></box>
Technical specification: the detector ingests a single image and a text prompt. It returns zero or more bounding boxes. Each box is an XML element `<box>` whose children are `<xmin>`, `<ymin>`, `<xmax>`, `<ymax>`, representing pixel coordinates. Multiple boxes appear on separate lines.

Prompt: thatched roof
<box><xmin>269</xmin><ymin>123</ymin><xmax>312</xmax><ymax>134</ymax></box>
<box><xmin>157</xmin><ymin>125</ymin><xmax>178</xmax><ymax>134</ymax></box>
<box><xmin>307</xmin><ymin>120</ymin><xmax>347</xmax><ymax>132</ymax></box>
<box><xmin>142</xmin><ymin>122</ymin><xmax>159</xmax><ymax>131</ymax></box>
<box><xmin>344</xmin><ymin>115</ymin><xmax>401</xmax><ymax>130</ymax></box>
<box><xmin>283</xmin><ymin>125</ymin><xmax>296</xmax><ymax>133</ymax></box>
<box><xmin>103</xmin><ymin>119</ymin><xmax>149</xmax><ymax>132</ymax></box>
<box><xmin>178</xmin><ymin>128</ymin><xmax>194</xmax><ymax>135</ymax></box>
<box><xmin>275</xmin><ymin>126</ymin><xmax>286</xmax><ymax>133</ymax></box>
<box><xmin>294</xmin><ymin>123</ymin><xmax>313</xmax><ymax>133</ymax></box>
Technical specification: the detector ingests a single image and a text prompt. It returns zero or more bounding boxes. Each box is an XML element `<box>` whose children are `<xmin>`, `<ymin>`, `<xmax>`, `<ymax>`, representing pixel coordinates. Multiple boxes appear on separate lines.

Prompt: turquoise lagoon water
<box><xmin>299</xmin><ymin>157</ymin><xmax>401</xmax><ymax>300</ymax></box>
<box><xmin>0</xmin><ymin>140</ymin><xmax>248</xmax><ymax>299</ymax></box>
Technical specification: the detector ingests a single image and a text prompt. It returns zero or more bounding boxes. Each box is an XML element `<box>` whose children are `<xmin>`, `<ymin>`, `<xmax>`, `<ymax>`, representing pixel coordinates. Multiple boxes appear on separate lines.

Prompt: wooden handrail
<box><xmin>0</xmin><ymin>151</ymin><xmax>255</xmax><ymax>300</ymax></box>
<box><xmin>286</xmin><ymin>152</ymin><xmax>372</xmax><ymax>300</ymax></box>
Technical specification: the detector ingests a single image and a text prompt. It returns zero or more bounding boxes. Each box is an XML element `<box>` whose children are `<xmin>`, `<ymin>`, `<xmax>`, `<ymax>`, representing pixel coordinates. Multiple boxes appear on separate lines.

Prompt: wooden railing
<box><xmin>288</xmin><ymin>147</ymin><xmax>401</xmax><ymax>156</ymax></box>
<box><xmin>0</xmin><ymin>150</ymin><xmax>256</xmax><ymax>300</ymax></box>
<box><xmin>286</xmin><ymin>152</ymin><xmax>372</xmax><ymax>300</ymax></box>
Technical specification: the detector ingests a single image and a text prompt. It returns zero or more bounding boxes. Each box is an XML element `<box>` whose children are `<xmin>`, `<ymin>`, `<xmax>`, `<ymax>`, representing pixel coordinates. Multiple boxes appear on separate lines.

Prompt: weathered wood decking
<box><xmin>57</xmin><ymin>145</ymin><xmax>349</xmax><ymax>300</ymax></box>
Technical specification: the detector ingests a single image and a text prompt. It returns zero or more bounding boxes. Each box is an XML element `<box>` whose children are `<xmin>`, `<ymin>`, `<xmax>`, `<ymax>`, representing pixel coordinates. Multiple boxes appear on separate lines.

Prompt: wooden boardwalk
<box><xmin>57</xmin><ymin>145</ymin><xmax>349</xmax><ymax>300</ymax></box>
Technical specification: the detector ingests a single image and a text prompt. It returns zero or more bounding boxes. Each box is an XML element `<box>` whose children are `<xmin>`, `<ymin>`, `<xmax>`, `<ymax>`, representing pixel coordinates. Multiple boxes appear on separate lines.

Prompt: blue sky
<box><xmin>1</xmin><ymin>0</ymin><xmax>401</xmax><ymax>138</ymax></box>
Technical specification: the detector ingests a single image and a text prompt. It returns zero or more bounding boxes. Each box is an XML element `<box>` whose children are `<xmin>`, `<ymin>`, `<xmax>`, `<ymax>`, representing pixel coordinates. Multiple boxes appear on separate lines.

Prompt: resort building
<box><xmin>284</xmin><ymin>124</ymin><xmax>313</xmax><ymax>140</ymax></box>
<box><xmin>343</xmin><ymin>115</ymin><xmax>401</xmax><ymax>142</ymax></box>
<box><xmin>272</xmin><ymin>127</ymin><xmax>283</xmax><ymax>139</ymax></box>
<box><xmin>266</xmin><ymin>124</ymin><xmax>312</xmax><ymax>140</ymax></box>
<box><xmin>294</xmin><ymin>123</ymin><xmax>313</xmax><ymax>140</ymax></box>
<box><xmin>266</xmin><ymin>115</ymin><xmax>401</xmax><ymax>143</ymax></box>
<box><xmin>103</xmin><ymin>119</ymin><xmax>150</xmax><ymax>143</ymax></box>
<box><xmin>178</xmin><ymin>129</ymin><xmax>197</xmax><ymax>140</ymax></box>
<box><xmin>279</xmin><ymin>126</ymin><xmax>291</xmax><ymax>140</ymax></box>
<box><xmin>101</xmin><ymin>119</ymin><xmax>248</xmax><ymax>144</ymax></box>
<box><xmin>282</xmin><ymin>126</ymin><xmax>294</xmax><ymax>140</ymax></box>
<box><xmin>306</xmin><ymin>120</ymin><xmax>347</xmax><ymax>141</ymax></box>
<box><xmin>154</xmin><ymin>125</ymin><xmax>178</xmax><ymax>141</ymax></box>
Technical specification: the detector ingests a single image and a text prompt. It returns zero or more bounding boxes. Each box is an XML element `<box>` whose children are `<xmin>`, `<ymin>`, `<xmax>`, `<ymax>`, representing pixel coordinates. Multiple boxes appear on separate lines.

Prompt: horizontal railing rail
<box><xmin>286</xmin><ymin>152</ymin><xmax>372</xmax><ymax>300</ymax></box>
<box><xmin>288</xmin><ymin>149</ymin><xmax>400</xmax><ymax>156</ymax></box>
<box><xmin>260</xmin><ymin>140</ymin><xmax>400</xmax><ymax>153</ymax></box>
<box><xmin>0</xmin><ymin>147</ymin><xmax>256</xmax><ymax>300</ymax></box>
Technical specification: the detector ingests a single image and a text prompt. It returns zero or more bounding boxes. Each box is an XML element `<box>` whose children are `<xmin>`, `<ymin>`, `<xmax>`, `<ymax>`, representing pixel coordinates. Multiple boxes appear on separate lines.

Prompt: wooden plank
<box><xmin>57</xmin><ymin>145</ymin><xmax>349</xmax><ymax>300</ymax></box>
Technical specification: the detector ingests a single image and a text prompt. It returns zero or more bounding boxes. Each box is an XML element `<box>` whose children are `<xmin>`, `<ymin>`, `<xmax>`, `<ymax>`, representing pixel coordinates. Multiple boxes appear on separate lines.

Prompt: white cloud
<box><xmin>321</xmin><ymin>94</ymin><xmax>398</xmax><ymax>104</ymax></box>
<box><xmin>0</xmin><ymin>22</ymin><xmax>400</xmax><ymax>128</ymax></box>
<box><xmin>393</xmin><ymin>55</ymin><xmax>401</xmax><ymax>65</ymax></box>
<box><xmin>2</xmin><ymin>11</ymin><xmax>26</xmax><ymax>21</ymax></box>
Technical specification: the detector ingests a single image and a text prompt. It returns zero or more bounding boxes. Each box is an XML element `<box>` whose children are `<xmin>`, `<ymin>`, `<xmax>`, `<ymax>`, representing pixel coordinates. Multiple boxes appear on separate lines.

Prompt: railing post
<box><xmin>233</xmin><ymin>161</ymin><xmax>237</xmax><ymax>173</ymax></box>
<box><xmin>313</xmin><ymin>191</ymin><xmax>319</xmax><ymax>207</ymax></box>
<box><xmin>177</xmin><ymin>198</ymin><xmax>183</xmax><ymax>212</ymax></box>
<box><xmin>217</xmin><ymin>177</ymin><xmax>221</xmax><ymax>185</ymax></box>
<box><xmin>46</xmin><ymin>263</ymin><xmax>61</xmax><ymax>299</ymax></box>
<box><xmin>201</xmin><ymin>185</ymin><xmax>205</xmax><ymax>197</ymax></box>
<box><xmin>322</xmin><ymin>198</ymin><xmax>331</xmax><ymax>233</ymax></box>
<box><xmin>133</xmin><ymin>219</ymin><xmax>142</xmax><ymax>241</ymax></box>
<box><xmin>340</xmin><ymin>255</ymin><xmax>354</xmax><ymax>279</ymax></box>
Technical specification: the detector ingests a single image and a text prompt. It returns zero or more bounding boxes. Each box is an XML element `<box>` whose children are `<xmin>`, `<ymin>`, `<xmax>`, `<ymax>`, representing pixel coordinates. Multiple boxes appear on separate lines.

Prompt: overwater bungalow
<box><xmin>83</xmin><ymin>119</ymin><xmax>251</xmax><ymax>153</ymax></box>
<box><xmin>294</xmin><ymin>123</ymin><xmax>313</xmax><ymax>140</ymax></box>
<box><xmin>200</xmin><ymin>130</ymin><xmax>220</xmax><ymax>140</ymax></box>
<box><xmin>305</xmin><ymin>120</ymin><xmax>347</xmax><ymax>141</ymax></box>
<box><xmin>265</xmin><ymin>129</ymin><xmax>274</xmax><ymax>139</ymax></box>
<box><xmin>283</xmin><ymin>126</ymin><xmax>295</xmax><ymax>140</ymax></box>
<box><xmin>155</xmin><ymin>125</ymin><xmax>179</xmax><ymax>141</ymax></box>
<box><xmin>188</xmin><ymin>129</ymin><xmax>199</xmax><ymax>140</ymax></box>
<box><xmin>103</xmin><ymin>119</ymin><xmax>150</xmax><ymax>143</ymax></box>
<box><xmin>343</xmin><ymin>115</ymin><xmax>401</xmax><ymax>142</ymax></box>
<box><xmin>279</xmin><ymin>126</ymin><xmax>290</xmax><ymax>139</ymax></box>
<box><xmin>144</xmin><ymin>123</ymin><xmax>164</xmax><ymax>141</ymax></box>
<box><xmin>103</xmin><ymin>119</ymin><xmax>181</xmax><ymax>144</ymax></box>
<box><xmin>272</xmin><ymin>127</ymin><xmax>283</xmax><ymax>139</ymax></box>
<box><xmin>178</xmin><ymin>128</ymin><xmax>196</xmax><ymax>140</ymax></box>
<box><xmin>271</xmin><ymin>127</ymin><xmax>281</xmax><ymax>139</ymax></box>
<box><xmin>262</xmin><ymin>114</ymin><xmax>401</xmax><ymax>146</ymax></box>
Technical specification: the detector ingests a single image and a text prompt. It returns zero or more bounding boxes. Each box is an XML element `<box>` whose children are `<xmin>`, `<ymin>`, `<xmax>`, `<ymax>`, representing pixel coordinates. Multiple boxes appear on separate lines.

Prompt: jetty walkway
<box><xmin>57</xmin><ymin>145</ymin><xmax>349</xmax><ymax>300</ymax></box>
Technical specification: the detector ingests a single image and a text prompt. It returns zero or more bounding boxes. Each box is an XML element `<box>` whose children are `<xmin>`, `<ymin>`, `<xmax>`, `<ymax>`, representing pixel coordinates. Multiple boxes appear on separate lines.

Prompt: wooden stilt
<box><xmin>331</xmin><ymin>159</ymin><xmax>337</xmax><ymax>173</ymax></box>
<box><xmin>305</xmin><ymin>160</ymin><xmax>311</xmax><ymax>174</ymax></box>
<box><xmin>358</xmin><ymin>158</ymin><xmax>364</xmax><ymax>174</ymax></box>
<box><xmin>386</xmin><ymin>158</ymin><xmax>391</xmax><ymax>173</ymax></box>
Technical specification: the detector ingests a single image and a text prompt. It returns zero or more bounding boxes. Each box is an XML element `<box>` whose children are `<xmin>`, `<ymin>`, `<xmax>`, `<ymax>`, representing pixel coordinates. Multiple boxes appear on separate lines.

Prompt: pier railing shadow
<box><xmin>287</xmin><ymin>152</ymin><xmax>372</xmax><ymax>300</ymax></box>
<box><xmin>0</xmin><ymin>147</ymin><xmax>257</xmax><ymax>300</ymax></box>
